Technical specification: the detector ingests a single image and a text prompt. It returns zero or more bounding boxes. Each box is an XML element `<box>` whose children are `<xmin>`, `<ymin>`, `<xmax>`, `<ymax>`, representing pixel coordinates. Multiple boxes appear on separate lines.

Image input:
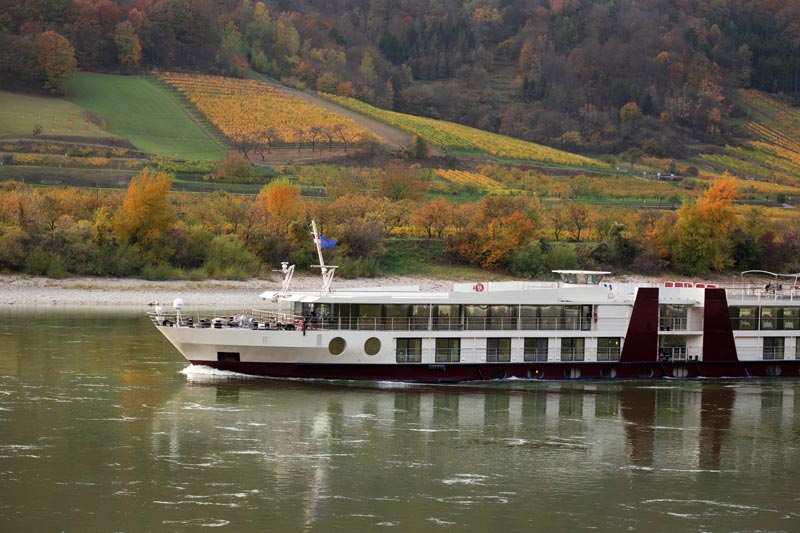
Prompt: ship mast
<box><xmin>310</xmin><ymin>220</ymin><xmax>337</xmax><ymax>294</ymax></box>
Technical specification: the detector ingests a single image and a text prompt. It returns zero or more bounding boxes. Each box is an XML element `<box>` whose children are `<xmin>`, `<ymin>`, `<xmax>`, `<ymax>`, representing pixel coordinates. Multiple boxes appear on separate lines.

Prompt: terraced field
<box><xmin>698</xmin><ymin>90</ymin><xmax>800</xmax><ymax>187</ymax></box>
<box><xmin>322</xmin><ymin>94</ymin><xmax>603</xmax><ymax>167</ymax></box>
<box><xmin>159</xmin><ymin>73</ymin><xmax>373</xmax><ymax>149</ymax></box>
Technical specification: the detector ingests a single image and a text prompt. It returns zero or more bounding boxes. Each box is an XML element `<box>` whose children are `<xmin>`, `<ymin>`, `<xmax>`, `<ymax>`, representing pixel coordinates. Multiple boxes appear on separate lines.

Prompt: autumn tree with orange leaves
<box><xmin>668</xmin><ymin>177</ymin><xmax>739</xmax><ymax>275</ymax></box>
<box><xmin>35</xmin><ymin>31</ymin><xmax>77</xmax><ymax>95</ymax></box>
<box><xmin>113</xmin><ymin>169</ymin><xmax>175</xmax><ymax>248</ymax></box>
<box><xmin>256</xmin><ymin>179</ymin><xmax>305</xmax><ymax>225</ymax></box>
<box><xmin>410</xmin><ymin>197</ymin><xmax>455</xmax><ymax>238</ymax></box>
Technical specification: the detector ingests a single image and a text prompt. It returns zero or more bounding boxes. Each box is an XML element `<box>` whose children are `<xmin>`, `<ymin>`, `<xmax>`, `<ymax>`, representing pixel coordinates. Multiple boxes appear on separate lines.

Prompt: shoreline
<box><xmin>0</xmin><ymin>272</ymin><xmax>741</xmax><ymax>309</ymax></box>
<box><xmin>0</xmin><ymin>274</ymin><xmax>456</xmax><ymax>309</ymax></box>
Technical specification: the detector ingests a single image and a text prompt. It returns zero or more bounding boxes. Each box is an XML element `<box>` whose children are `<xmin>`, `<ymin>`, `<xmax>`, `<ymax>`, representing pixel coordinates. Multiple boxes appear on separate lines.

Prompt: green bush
<box><xmin>109</xmin><ymin>244</ymin><xmax>144</xmax><ymax>277</ymax></box>
<box><xmin>544</xmin><ymin>245</ymin><xmax>579</xmax><ymax>271</ymax></box>
<box><xmin>336</xmin><ymin>256</ymin><xmax>382</xmax><ymax>278</ymax></box>
<box><xmin>0</xmin><ymin>226</ymin><xmax>29</xmax><ymax>271</ymax></box>
<box><xmin>45</xmin><ymin>255</ymin><xmax>68</xmax><ymax>279</ymax></box>
<box><xmin>24</xmin><ymin>248</ymin><xmax>50</xmax><ymax>276</ymax></box>
<box><xmin>509</xmin><ymin>241</ymin><xmax>547</xmax><ymax>278</ymax></box>
<box><xmin>141</xmin><ymin>263</ymin><xmax>182</xmax><ymax>280</ymax></box>
<box><xmin>203</xmin><ymin>234</ymin><xmax>260</xmax><ymax>279</ymax></box>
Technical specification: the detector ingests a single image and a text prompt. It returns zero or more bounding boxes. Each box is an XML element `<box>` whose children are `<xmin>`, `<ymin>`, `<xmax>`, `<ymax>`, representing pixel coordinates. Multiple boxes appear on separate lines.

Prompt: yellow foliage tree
<box><xmin>113</xmin><ymin>169</ymin><xmax>175</xmax><ymax>247</ymax></box>
<box><xmin>671</xmin><ymin>177</ymin><xmax>738</xmax><ymax>274</ymax></box>
<box><xmin>35</xmin><ymin>30</ymin><xmax>77</xmax><ymax>95</ymax></box>
<box><xmin>256</xmin><ymin>179</ymin><xmax>305</xmax><ymax>229</ymax></box>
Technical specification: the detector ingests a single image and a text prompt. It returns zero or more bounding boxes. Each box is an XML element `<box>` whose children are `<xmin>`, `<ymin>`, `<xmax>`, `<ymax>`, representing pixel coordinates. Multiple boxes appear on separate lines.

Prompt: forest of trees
<box><xmin>2</xmin><ymin>169</ymin><xmax>800</xmax><ymax>280</ymax></box>
<box><xmin>2</xmin><ymin>0</ymin><xmax>799</xmax><ymax>154</ymax></box>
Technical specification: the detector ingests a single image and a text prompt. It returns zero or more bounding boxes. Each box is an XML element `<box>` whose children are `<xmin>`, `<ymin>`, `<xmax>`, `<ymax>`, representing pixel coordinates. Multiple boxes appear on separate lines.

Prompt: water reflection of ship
<box><xmin>619</xmin><ymin>384</ymin><xmax>735</xmax><ymax>468</ymax></box>
<box><xmin>164</xmin><ymin>376</ymin><xmax>752</xmax><ymax>463</ymax></box>
<box><xmin>698</xmin><ymin>386</ymin><xmax>735</xmax><ymax>470</ymax></box>
<box><xmin>152</xmin><ymin>376</ymin><xmax>790</xmax><ymax>529</ymax></box>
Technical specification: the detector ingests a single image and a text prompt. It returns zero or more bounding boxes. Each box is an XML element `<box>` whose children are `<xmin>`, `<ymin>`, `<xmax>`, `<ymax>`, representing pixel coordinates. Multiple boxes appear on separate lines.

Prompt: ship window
<box><xmin>600</xmin><ymin>368</ymin><xmax>617</xmax><ymax>379</ymax></box>
<box><xmin>329</xmin><ymin>337</ymin><xmax>346</xmax><ymax>356</ymax></box>
<box><xmin>464</xmin><ymin>305</ymin><xmax>487</xmax><ymax>330</ymax></box>
<box><xmin>524</xmin><ymin>338</ymin><xmax>548</xmax><ymax>362</ymax></box>
<box><xmin>783</xmin><ymin>308</ymin><xmax>799</xmax><ymax>330</ymax></box>
<box><xmin>539</xmin><ymin>306</ymin><xmax>559</xmax><ymax>330</ymax></box>
<box><xmin>486</xmin><ymin>338</ymin><xmax>511</xmax><ymax>362</ymax></box>
<box><xmin>488</xmin><ymin>306</ymin><xmax>516</xmax><ymax>330</ymax></box>
<box><xmin>597</xmin><ymin>337</ymin><xmax>621</xmax><ymax>361</ymax></box>
<box><xmin>560</xmin><ymin>338</ymin><xmax>584</xmax><ymax>361</ymax></box>
<box><xmin>364</xmin><ymin>337</ymin><xmax>381</xmax><ymax>356</ymax></box>
<box><xmin>672</xmin><ymin>367</ymin><xmax>689</xmax><ymax>378</ymax></box>
<box><xmin>562</xmin><ymin>306</ymin><xmax>582</xmax><ymax>330</ymax></box>
<box><xmin>659</xmin><ymin>336</ymin><xmax>687</xmax><ymax>360</ymax></box>
<box><xmin>520</xmin><ymin>306</ymin><xmax>539</xmax><ymax>330</ymax></box>
<box><xmin>435</xmin><ymin>338</ymin><xmax>460</xmax><ymax>362</ymax></box>
<box><xmin>355</xmin><ymin>304</ymin><xmax>381</xmax><ymax>330</ymax></box>
<box><xmin>763</xmin><ymin>337</ymin><xmax>784</xmax><ymax>360</ymax></box>
<box><xmin>396</xmin><ymin>338</ymin><xmax>422</xmax><ymax>363</ymax></box>
<box><xmin>761</xmin><ymin>307</ymin><xmax>778</xmax><ymax>331</ymax></box>
<box><xmin>465</xmin><ymin>305</ymin><xmax>517</xmax><ymax>330</ymax></box>
<box><xmin>433</xmin><ymin>305</ymin><xmax>460</xmax><ymax>330</ymax></box>
<box><xmin>217</xmin><ymin>351</ymin><xmax>240</xmax><ymax>362</ymax></box>
<box><xmin>411</xmin><ymin>305</ymin><xmax>430</xmax><ymax>331</ymax></box>
<box><xmin>660</xmin><ymin>304</ymin><xmax>688</xmax><ymax>330</ymax></box>
<box><xmin>528</xmin><ymin>368</ymin><xmax>544</xmax><ymax>379</ymax></box>
<box><xmin>730</xmin><ymin>306</ymin><xmax>758</xmax><ymax>330</ymax></box>
<box><xmin>384</xmin><ymin>305</ymin><xmax>411</xmax><ymax>330</ymax></box>
<box><xmin>581</xmin><ymin>305</ymin><xmax>592</xmax><ymax>331</ymax></box>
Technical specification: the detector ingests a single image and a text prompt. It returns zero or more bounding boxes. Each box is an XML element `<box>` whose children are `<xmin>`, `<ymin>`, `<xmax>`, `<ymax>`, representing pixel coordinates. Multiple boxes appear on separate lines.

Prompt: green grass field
<box><xmin>66</xmin><ymin>74</ymin><xmax>226</xmax><ymax>161</ymax></box>
<box><xmin>0</xmin><ymin>91</ymin><xmax>108</xmax><ymax>138</ymax></box>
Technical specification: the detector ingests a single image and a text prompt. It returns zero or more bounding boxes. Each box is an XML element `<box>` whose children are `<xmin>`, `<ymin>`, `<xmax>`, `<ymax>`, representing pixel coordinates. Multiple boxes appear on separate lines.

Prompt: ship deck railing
<box><xmin>727</xmin><ymin>285</ymin><xmax>800</xmax><ymax>302</ymax></box>
<box><xmin>148</xmin><ymin>309</ymin><xmax>636</xmax><ymax>332</ymax></box>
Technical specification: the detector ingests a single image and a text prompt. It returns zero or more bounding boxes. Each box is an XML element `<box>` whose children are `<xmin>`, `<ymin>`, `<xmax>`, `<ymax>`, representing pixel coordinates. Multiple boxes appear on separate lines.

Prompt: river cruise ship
<box><xmin>149</xmin><ymin>226</ymin><xmax>800</xmax><ymax>382</ymax></box>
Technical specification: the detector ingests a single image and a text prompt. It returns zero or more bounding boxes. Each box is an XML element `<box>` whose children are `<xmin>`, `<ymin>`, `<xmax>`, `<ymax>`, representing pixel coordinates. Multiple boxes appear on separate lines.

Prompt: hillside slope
<box><xmin>66</xmin><ymin>74</ymin><xmax>226</xmax><ymax>160</ymax></box>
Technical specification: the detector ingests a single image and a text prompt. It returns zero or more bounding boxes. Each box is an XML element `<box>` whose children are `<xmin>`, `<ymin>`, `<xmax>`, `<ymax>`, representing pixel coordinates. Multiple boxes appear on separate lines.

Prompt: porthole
<box><xmin>528</xmin><ymin>368</ymin><xmax>544</xmax><ymax>380</ymax></box>
<box><xmin>491</xmin><ymin>369</ymin><xmax>507</xmax><ymax>380</ymax></box>
<box><xmin>672</xmin><ymin>367</ymin><xmax>689</xmax><ymax>378</ymax></box>
<box><xmin>565</xmin><ymin>368</ymin><xmax>581</xmax><ymax>379</ymax></box>
<box><xmin>329</xmin><ymin>337</ymin><xmax>346</xmax><ymax>356</ymax></box>
<box><xmin>638</xmin><ymin>367</ymin><xmax>654</xmax><ymax>379</ymax></box>
<box><xmin>364</xmin><ymin>337</ymin><xmax>381</xmax><ymax>356</ymax></box>
<box><xmin>766</xmin><ymin>365</ymin><xmax>781</xmax><ymax>377</ymax></box>
<box><xmin>600</xmin><ymin>368</ymin><xmax>617</xmax><ymax>379</ymax></box>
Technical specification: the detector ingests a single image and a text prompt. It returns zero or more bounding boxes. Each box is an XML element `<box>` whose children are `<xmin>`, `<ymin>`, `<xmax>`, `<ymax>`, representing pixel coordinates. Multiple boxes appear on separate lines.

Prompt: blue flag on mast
<box><xmin>318</xmin><ymin>236</ymin><xmax>337</xmax><ymax>249</ymax></box>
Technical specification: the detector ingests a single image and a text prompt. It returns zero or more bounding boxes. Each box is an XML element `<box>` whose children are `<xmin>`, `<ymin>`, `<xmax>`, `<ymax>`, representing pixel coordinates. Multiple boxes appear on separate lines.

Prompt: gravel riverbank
<box><xmin>0</xmin><ymin>274</ymin><xmax>455</xmax><ymax>309</ymax></box>
<box><xmin>0</xmin><ymin>272</ymin><xmax>738</xmax><ymax>309</ymax></box>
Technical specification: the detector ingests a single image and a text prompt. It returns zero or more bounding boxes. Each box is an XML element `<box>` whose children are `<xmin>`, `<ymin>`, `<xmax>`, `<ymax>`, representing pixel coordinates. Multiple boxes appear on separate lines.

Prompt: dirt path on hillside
<box><xmin>259</xmin><ymin>79</ymin><xmax>412</xmax><ymax>149</ymax></box>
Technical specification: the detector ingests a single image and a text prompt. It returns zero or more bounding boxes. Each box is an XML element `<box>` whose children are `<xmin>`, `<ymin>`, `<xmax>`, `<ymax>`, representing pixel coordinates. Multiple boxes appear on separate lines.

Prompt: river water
<box><xmin>1</xmin><ymin>309</ymin><xmax>799</xmax><ymax>532</ymax></box>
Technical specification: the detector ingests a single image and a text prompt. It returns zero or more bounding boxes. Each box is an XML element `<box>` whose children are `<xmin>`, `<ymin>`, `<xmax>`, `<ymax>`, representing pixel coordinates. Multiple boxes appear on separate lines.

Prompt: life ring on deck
<box><xmin>474</xmin><ymin>283</ymin><xmax>485</xmax><ymax>292</ymax></box>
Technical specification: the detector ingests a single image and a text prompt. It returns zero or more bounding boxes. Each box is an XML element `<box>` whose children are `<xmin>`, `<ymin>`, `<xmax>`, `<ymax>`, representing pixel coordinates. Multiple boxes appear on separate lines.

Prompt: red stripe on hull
<box><xmin>190</xmin><ymin>360</ymin><xmax>800</xmax><ymax>383</ymax></box>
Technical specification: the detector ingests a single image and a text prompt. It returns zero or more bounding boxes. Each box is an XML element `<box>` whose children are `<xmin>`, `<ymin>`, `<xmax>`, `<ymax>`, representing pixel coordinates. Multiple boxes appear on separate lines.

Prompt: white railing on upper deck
<box><xmin>726</xmin><ymin>284</ymin><xmax>800</xmax><ymax>302</ymax></box>
<box><xmin>149</xmin><ymin>308</ymin><xmax>632</xmax><ymax>333</ymax></box>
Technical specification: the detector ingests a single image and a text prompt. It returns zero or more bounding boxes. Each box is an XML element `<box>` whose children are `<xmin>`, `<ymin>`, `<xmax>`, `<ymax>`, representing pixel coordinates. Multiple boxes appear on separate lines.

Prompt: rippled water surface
<box><xmin>1</xmin><ymin>309</ymin><xmax>800</xmax><ymax>531</ymax></box>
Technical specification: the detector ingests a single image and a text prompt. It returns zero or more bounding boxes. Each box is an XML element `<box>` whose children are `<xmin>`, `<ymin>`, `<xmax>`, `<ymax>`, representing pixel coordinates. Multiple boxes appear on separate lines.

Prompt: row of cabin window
<box><xmin>395</xmin><ymin>337</ymin><xmax>622</xmax><ymax>363</ymax></box>
<box><xmin>307</xmin><ymin>303</ymin><xmax>596</xmax><ymax>331</ymax></box>
<box><xmin>758</xmin><ymin>337</ymin><xmax>800</xmax><ymax>359</ymax></box>
<box><xmin>730</xmin><ymin>306</ymin><xmax>800</xmax><ymax>330</ymax></box>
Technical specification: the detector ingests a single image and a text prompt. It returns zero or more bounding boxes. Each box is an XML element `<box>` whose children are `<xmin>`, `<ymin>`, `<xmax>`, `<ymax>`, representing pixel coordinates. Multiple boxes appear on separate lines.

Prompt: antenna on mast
<box><xmin>271</xmin><ymin>261</ymin><xmax>295</xmax><ymax>302</ymax></box>
<box><xmin>310</xmin><ymin>220</ymin><xmax>337</xmax><ymax>294</ymax></box>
